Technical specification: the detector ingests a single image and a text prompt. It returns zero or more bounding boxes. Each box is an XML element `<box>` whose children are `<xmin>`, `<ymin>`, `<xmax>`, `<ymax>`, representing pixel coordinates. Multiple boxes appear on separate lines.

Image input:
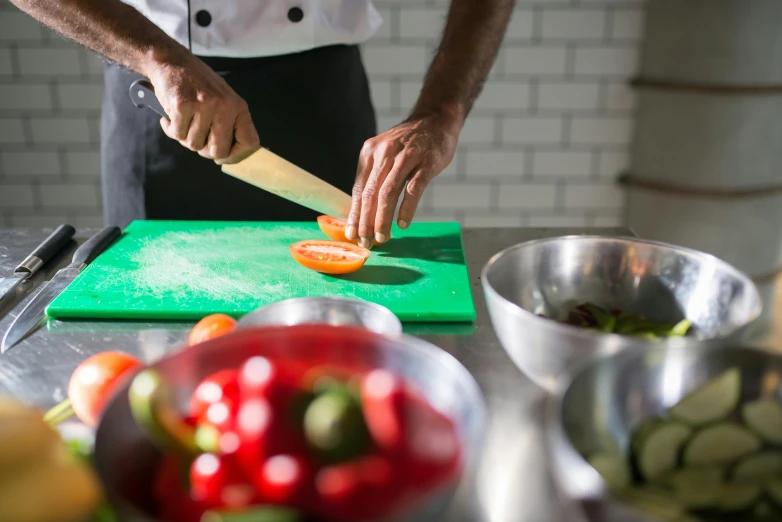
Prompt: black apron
<box><xmin>100</xmin><ymin>44</ymin><xmax>377</xmax><ymax>229</ymax></box>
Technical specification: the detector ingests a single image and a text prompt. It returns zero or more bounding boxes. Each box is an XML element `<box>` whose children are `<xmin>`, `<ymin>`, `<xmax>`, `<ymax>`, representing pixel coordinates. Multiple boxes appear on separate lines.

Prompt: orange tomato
<box><xmin>317</xmin><ymin>215</ymin><xmax>357</xmax><ymax>244</ymax></box>
<box><xmin>189</xmin><ymin>313</ymin><xmax>237</xmax><ymax>345</ymax></box>
<box><xmin>68</xmin><ymin>351</ymin><xmax>144</xmax><ymax>427</ymax></box>
<box><xmin>289</xmin><ymin>240</ymin><xmax>370</xmax><ymax>275</ymax></box>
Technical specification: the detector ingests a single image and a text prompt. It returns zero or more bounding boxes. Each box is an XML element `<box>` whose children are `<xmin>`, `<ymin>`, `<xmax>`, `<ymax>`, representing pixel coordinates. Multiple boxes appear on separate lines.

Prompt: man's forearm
<box><xmin>10</xmin><ymin>0</ymin><xmax>190</xmax><ymax>77</ymax></box>
<box><xmin>411</xmin><ymin>0</ymin><xmax>515</xmax><ymax>126</ymax></box>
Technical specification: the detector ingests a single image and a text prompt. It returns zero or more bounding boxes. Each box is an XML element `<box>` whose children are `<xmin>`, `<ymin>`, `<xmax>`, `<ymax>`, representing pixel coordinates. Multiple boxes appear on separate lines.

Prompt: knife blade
<box><xmin>129</xmin><ymin>79</ymin><xmax>352</xmax><ymax>220</ymax></box>
<box><xmin>0</xmin><ymin>224</ymin><xmax>76</xmax><ymax>311</ymax></box>
<box><xmin>1</xmin><ymin>226</ymin><xmax>121</xmax><ymax>353</ymax></box>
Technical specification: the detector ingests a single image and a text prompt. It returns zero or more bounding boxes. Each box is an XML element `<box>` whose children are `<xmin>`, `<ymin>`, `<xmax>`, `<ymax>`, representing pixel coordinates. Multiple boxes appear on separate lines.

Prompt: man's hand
<box><xmin>9</xmin><ymin>0</ymin><xmax>259</xmax><ymax>164</ymax></box>
<box><xmin>346</xmin><ymin>114</ymin><xmax>461</xmax><ymax>248</ymax></box>
<box><xmin>148</xmin><ymin>58</ymin><xmax>260</xmax><ymax>165</ymax></box>
<box><xmin>346</xmin><ymin>0</ymin><xmax>514</xmax><ymax>247</ymax></box>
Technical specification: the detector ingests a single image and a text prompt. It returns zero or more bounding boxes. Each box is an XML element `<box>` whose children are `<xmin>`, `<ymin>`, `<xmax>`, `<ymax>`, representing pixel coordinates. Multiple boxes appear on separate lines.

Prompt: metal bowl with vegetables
<box><xmin>545</xmin><ymin>343</ymin><xmax>782</xmax><ymax>522</ymax></box>
<box><xmin>482</xmin><ymin>235</ymin><xmax>762</xmax><ymax>390</ymax></box>
<box><xmin>93</xmin><ymin>324</ymin><xmax>486</xmax><ymax>522</ymax></box>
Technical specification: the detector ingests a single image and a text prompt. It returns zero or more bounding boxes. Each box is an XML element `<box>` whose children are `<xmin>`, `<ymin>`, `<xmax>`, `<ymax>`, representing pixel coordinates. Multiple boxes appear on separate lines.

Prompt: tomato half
<box><xmin>68</xmin><ymin>351</ymin><xmax>144</xmax><ymax>427</ymax></box>
<box><xmin>189</xmin><ymin>314</ymin><xmax>237</xmax><ymax>345</ymax></box>
<box><xmin>289</xmin><ymin>240</ymin><xmax>370</xmax><ymax>275</ymax></box>
<box><xmin>317</xmin><ymin>215</ymin><xmax>357</xmax><ymax>244</ymax></box>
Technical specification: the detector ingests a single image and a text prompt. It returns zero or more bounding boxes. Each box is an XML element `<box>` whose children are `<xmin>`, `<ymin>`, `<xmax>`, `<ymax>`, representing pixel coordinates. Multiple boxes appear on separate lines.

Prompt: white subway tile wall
<box><xmin>0</xmin><ymin>0</ymin><xmax>644</xmax><ymax>228</ymax></box>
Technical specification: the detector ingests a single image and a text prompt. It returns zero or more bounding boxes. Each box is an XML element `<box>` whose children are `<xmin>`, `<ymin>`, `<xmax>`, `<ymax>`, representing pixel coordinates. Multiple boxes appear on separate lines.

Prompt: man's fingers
<box><xmin>357</xmin><ymin>156</ymin><xmax>394</xmax><ymax>249</ymax></box>
<box><xmin>165</xmin><ymin>103</ymin><xmax>194</xmax><ymax>141</ymax></box>
<box><xmin>216</xmin><ymin>111</ymin><xmax>260</xmax><ymax>165</ymax></box>
<box><xmin>205</xmin><ymin>113</ymin><xmax>233</xmax><ymax>161</ymax></box>
<box><xmin>374</xmin><ymin>154</ymin><xmax>419</xmax><ymax>244</ymax></box>
<box><xmin>398</xmin><ymin>170</ymin><xmax>430</xmax><ymax>229</ymax></box>
<box><xmin>346</xmin><ymin>145</ymin><xmax>373</xmax><ymax>241</ymax></box>
<box><xmin>184</xmin><ymin>111</ymin><xmax>212</xmax><ymax>151</ymax></box>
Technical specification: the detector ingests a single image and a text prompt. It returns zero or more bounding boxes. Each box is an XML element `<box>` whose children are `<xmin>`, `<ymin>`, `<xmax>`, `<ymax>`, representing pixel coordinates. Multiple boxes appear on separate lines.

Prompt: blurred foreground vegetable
<box><xmin>0</xmin><ymin>397</ymin><xmax>102</xmax><ymax>522</ymax></box>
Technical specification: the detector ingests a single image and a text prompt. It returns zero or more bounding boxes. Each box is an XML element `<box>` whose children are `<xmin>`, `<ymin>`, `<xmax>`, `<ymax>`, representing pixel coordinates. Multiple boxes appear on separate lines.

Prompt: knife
<box><xmin>0</xmin><ymin>224</ymin><xmax>76</xmax><ymax>310</ymax></box>
<box><xmin>129</xmin><ymin>79</ymin><xmax>352</xmax><ymax>220</ymax></box>
<box><xmin>1</xmin><ymin>226</ymin><xmax>122</xmax><ymax>353</ymax></box>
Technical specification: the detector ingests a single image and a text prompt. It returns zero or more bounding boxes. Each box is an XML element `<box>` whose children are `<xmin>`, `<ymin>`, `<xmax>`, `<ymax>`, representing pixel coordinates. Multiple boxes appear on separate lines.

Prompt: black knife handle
<box><xmin>71</xmin><ymin>227</ymin><xmax>122</xmax><ymax>268</ymax></box>
<box><xmin>14</xmin><ymin>223</ymin><xmax>76</xmax><ymax>278</ymax></box>
<box><xmin>129</xmin><ymin>79</ymin><xmax>169</xmax><ymax>120</ymax></box>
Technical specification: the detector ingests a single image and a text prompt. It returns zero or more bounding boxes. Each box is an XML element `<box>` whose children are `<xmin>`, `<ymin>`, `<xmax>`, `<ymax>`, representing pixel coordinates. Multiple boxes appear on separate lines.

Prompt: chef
<box><xmin>11</xmin><ymin>0</ymin><xmax>514</xmax><ymax>248</ymax></box>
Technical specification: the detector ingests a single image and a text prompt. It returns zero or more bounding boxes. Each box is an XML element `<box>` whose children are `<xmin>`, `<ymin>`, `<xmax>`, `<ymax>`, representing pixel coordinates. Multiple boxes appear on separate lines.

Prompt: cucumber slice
<box><xmin>588</xmin><ymin>451</ymin><xmax>632</xmax><ymax>490</ymax></box>
<box><xmin>636</xmin><ymin>421</ymin><xmax>692</xmax><ymax>482</ymax></box>
<box><xmin>616</xmin><ymin>487</ymin><xmax>685</xmax><ymax>521</ymax></box>
<box><xmin>731</xmin><ymin>451</ymin><xmax>782</xmax><ymax>482</ymax></box>
<box><xmin>717</xmin><ymin>482</ymin><xmax>762</xmax><ymax>512</ymax></box>
<box><xmin>754</xmin><ymin>501</ymin><xmax>775</xmax><ymax>519</ymax></box>
<box><xmin>768</xmin><ymin>479</ymin><xmax>782</xmax><ymax>508</ymax></box>
<box><xmin>631</xmin><ymin>418</ymin><xmax>663</xmax><ymax>454</ymax></box>
<box><xmin>742</xmin><ymin>398</ymin><xmax>782</xmax><ymax>446</ymax></box>
<box><xmin>667</xmin><ymin>466</ymin><xmax>723</xmax><ymax>509</ymax></box>
<box><xmin>683</xmin><ymin>423</ymin><xmax>761</xmax><ymax>466</ymax></box>
<box><xmin>669</xmin><ymin>368</ymin><xmax>741</xmax><ymax>426</ymax></box>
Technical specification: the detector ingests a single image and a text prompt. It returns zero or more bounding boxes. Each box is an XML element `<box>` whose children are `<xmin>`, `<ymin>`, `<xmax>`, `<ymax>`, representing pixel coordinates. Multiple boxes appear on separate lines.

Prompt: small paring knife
<box><xmin>1</xmin><ymin>226</ymin><xmax>122</xmax><ymax>353</ymax></box>
<box><xmin>0</xmin><ymin>224</ymin><xmax>76</xmax><ymax>312</ymax></box>
<box><xmin>128</xmin><ymin>79</ymin><xmax>352</xmax><ymax>220</ymax></box>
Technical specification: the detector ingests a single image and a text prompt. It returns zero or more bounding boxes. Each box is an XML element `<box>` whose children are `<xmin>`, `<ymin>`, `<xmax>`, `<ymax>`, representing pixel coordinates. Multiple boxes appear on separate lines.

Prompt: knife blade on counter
<box><xmin>129</xmin><ymin>79</ymin><xmax>352</xmax><ymax>220</ymax></box>
<box><xmin>1</xmin><ymin>226</ymin><xmax>121</xmax><ymax>353</ymax></box>
<box><xmin>0</xmin><ymin>224</ymin><xmax>76</xmax><ymax>315</ymax></box>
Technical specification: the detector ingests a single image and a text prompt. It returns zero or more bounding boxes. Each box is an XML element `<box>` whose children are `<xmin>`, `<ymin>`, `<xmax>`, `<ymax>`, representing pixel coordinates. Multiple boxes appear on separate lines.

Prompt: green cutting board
<box><xmin>46</xmin><ymin>220</ymin><xmax>476</xmax><ymax>322</ymax></box>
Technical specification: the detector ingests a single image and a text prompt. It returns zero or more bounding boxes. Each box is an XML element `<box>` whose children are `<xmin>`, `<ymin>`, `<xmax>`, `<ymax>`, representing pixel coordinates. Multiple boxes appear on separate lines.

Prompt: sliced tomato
<box><xmin>317</xmin><ymin>215</ymin><xmax>357</xmax><ymax>244</ymax></box>
<box><xmin>289</xmin><ymin>240</ymin><xmax>370</xmax><ymax>275</ymax></box>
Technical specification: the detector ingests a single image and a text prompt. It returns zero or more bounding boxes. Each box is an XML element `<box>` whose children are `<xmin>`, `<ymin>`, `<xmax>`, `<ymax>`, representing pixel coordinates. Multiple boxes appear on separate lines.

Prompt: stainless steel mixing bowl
<box><xmin>237</xmin><ymin>296</ymin><xmax>403</xmax><ymax>337</ymax></box>
<box><xmin>544</xmin><ymin>343</ymin><xmax>782</xmax><ymax>522</ymax></box>
<box><xmin>93</xmin><ymin>324</ymin><xmax>486</xmax><ymax>522</ymax></box>
<box><xmin>482</xmin><ymin>235</ymin><xmax>762</xmax><ymax>390</ymax></box>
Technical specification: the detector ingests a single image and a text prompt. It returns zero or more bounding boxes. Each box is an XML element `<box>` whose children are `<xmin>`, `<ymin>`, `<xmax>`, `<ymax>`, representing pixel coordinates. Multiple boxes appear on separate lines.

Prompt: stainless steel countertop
<box><xmin>0</xmin><ymin>226</ymin><xmax>633</xmax><ymax>522</ymax></box>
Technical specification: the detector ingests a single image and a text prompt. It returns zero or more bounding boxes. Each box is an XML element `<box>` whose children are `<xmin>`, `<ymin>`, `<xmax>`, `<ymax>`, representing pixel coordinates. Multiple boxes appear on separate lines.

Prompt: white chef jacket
<box><xmin>121</xmin><ymin>1</ymin><xmax>383</xmax><ymax>58</ymax></box>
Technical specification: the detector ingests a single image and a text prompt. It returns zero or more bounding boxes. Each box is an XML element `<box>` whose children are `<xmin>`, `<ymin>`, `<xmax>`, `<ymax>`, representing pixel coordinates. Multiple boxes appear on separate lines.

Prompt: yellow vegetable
<box><xmin>0</xmin><ymin>396</ymin><xmax>103</xmax><ymax>522</ymax></box>
<box><xmin>0</xmin><ymin>398</ymin><xmax>62</xmax><ymax>472</ymax></box>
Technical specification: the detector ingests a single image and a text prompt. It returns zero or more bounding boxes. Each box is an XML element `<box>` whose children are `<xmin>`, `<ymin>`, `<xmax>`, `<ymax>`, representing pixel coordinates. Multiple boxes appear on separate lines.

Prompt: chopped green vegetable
<box><xmin>717</xmin><ymin>482</ymin><xmax>762</xmax><ymax>513</ymax></box>
<box><xmin>584</xmin><ymin>366</ymin><xmax>782</xmax><ymax>522</ymax></box>
<box><xmin>636</xmin><ymin>421</ymin><xmax>692</xmax><ymax>482</ymax></box>
<box><xmin>683</xmin><ymin>423</ymin><xmax>761</xmax><ymax>466</ymax></box>
<box><xmin>669</xmin><ymin>368</ymin><xmax>741</xmax><ymax>427</ymax></box>
<box><xmin>731</xmin><ymin>451</ymin><xmax>782</xmax><ymax>482</ymax></box>
<box><xmin>743</xmin><ymin>398</ymin><xmax>782</xmax><ymax>446</ymax></box>
<box><xmin>553</xmin><ymin>302</ymin><xmax>692</xmax><ymax>338</ymax></box>
<box><xmin>302</xmin><ymin>386</ymin><xmax>370</xmax><ymax>464</ymax></box>
<box><xmin>767</xmin><ymin>480</ymin><xmax>782</xmax><ymax>508</ymax></box>
<box><xmin>588</xmin><ymin>451</ymin><xmax>632</xmax><ymax>490</ymax></box>
<box><xmin>615</xmin><ymin>487</ymin><xmax>685</xmax><ymax>521</ymax></box>
<box><xmin>667</xmin><ymin>466</ymin><xmax>723</xmax><ymax>509</ymax></box>
<box><xmin>128</xmin><ymin>369</ymin><xmax>199</xmax><ymax>458</ymax></box>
